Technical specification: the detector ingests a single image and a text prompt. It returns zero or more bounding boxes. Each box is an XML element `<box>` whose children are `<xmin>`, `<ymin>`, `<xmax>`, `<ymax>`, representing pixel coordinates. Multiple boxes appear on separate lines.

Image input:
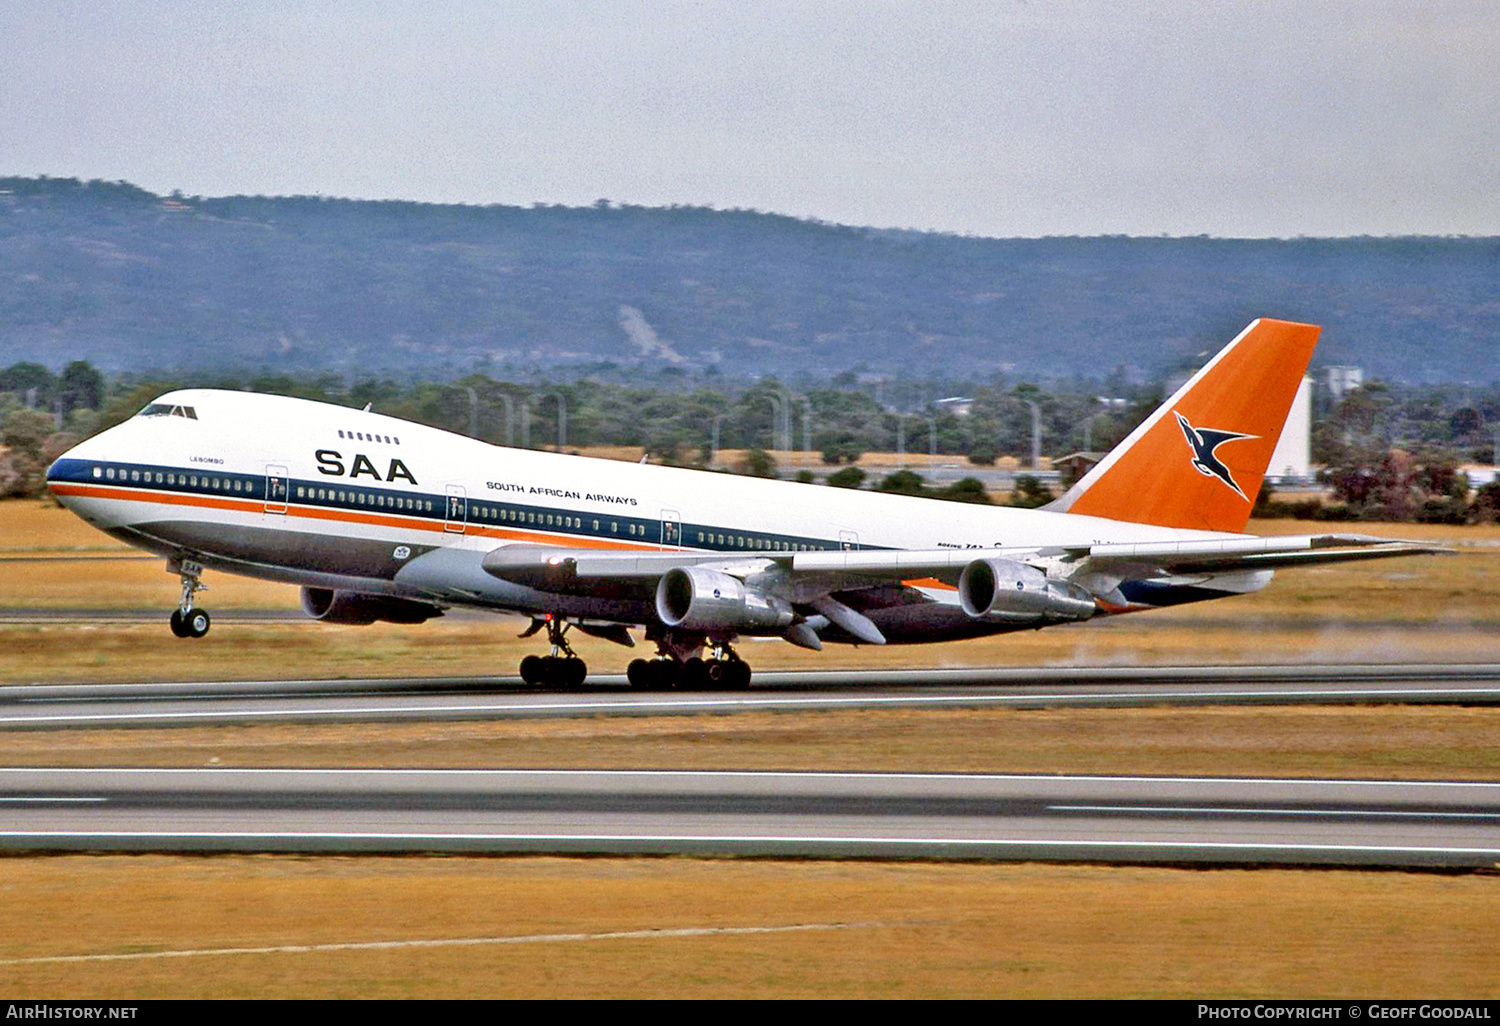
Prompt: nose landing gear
<box><xmin>167</xmin><ymin>559</ymin><xmax>211</xmax><ymax>639</ymax></box>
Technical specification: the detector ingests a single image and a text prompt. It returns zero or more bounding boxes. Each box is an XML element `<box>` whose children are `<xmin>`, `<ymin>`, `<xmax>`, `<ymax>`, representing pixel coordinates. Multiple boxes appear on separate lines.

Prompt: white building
<box><xmin>1266</xmin><ymin>376</ymin><xmax>1313</xmax><ymax>482</ymax></box>
<box><xmin>1324</xmin><ymin>366</ymin><xmax>1364</xmax><ymax>403</ymax></box>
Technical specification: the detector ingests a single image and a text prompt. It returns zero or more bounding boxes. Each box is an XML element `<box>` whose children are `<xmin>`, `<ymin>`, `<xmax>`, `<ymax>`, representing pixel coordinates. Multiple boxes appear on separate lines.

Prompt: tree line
<box><xmin>6</xmin><ymin>359</ymin><xmax>1500</xmax><ymax>522</ymax></box>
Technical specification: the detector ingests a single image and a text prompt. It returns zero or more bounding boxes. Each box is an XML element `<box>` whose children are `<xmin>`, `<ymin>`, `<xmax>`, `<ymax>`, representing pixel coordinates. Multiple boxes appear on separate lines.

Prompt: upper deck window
<box><xmin>137</xmin><ymin>403</ymin><xmax>197</xmax><ymax>420</ymax></box>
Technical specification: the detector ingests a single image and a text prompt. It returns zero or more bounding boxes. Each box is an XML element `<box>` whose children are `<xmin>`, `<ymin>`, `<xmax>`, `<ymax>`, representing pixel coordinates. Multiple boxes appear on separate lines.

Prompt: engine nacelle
<box><xmin>299</xmin><ymin>587</ymin><xmax>444</xmax><ymax>625</ymax></box>
<box><xmin>958</xmin><ymin>558</ymin><xmax>1096</xmax><ymax>624</ymax></box>
<box><xmin>655</xmin><ymin>567</ymin><xmax>794</xmax><ymax>632</ymax></box>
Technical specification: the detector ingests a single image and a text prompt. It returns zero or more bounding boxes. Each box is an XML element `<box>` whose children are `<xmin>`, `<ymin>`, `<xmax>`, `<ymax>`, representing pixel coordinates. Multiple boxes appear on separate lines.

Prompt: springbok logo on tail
<box><xmin>1174</xmin><ymin>411</ymin><xmax>1257</xmax><ymax>500</ymax></box>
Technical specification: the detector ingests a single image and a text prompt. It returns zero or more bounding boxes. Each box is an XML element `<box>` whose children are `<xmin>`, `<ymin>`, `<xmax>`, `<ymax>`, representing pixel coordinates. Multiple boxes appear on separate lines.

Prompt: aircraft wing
<box><xmin>481</xmin><ymin>533</ymin><xmax>1443</xmax><ymax>596</ymax></box>
<box><xmin>1050</xmin><ymin>533</ymin><xmax>1446</xmax><ymax>576</ymax></box>
<box><xmin>482</xmin><ymin>543</ymin><xmax>1033</xmax><ymax>593</ymax></box>
<box><xmin>482</xmin><ymin>545</ymin><xmax>764</xmax><ymax>591</ymax></box>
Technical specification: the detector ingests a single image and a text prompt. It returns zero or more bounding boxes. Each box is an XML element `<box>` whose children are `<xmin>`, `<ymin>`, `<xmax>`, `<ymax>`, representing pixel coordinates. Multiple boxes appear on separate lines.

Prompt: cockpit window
<box><xmin>137</xmin><ymin>403</ymin><xmax>197</xmax><ymax>420</ymax></box>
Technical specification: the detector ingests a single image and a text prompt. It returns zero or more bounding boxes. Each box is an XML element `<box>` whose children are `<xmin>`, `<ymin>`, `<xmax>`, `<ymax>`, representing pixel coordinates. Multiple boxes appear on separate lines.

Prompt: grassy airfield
<box><xmin>3</xmin><ymin>499</ymin><xmax>1498</xmax><ymax>683</ymax></box>
<box><xmin>2</xmin><ymin>499</ymin><xmax>1500</xmax><ymax>997</ymax></box>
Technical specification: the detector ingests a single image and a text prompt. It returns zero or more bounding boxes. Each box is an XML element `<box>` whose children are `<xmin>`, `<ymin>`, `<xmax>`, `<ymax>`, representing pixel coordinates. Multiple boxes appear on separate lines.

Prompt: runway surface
<box><xmin>3</xmin><ymin>663</ymin><xmax>1500</xmax><ymax>728</ymax></box>
<box><xmin>2</xmin><ymin>767</ymin><xmax>1498</xmax><ymax>867</ymax></box>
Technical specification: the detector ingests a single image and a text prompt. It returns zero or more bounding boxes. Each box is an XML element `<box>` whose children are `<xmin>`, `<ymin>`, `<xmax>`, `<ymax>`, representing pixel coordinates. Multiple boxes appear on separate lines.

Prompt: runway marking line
<box><xmin>1049</xmin><ymin>804</ymin><xmax>1500</xmax><ymax>819</ymax></box>
<box><xmin>0</xmin><ymin>921</ymin><xmax>888</xmax><ymax>966</ymax></box>
<box><xmin>6</xmin><ymin>766</ymin><xmax>1500</xmax><ymax>790</ymax></box>
<box><xmin>1</xmin><ymin>830</ymin><xmax>1498</xmax><ymax>857</ymax></box>
<box><xmin>10</xmin><ymin>684</ymin><xmax>1500</xmax><ymax>728</ymax></box>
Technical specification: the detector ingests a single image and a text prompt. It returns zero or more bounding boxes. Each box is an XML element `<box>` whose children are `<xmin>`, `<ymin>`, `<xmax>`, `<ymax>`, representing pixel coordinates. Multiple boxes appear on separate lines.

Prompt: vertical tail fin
<box><xmin>1048</xmin><ymin>318</ymin><xmax>1320</xmax><ymax>533</ymax></box>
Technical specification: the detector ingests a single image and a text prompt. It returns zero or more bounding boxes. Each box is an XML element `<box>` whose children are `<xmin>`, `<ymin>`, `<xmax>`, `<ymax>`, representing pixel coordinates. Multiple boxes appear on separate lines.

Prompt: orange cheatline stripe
<box><xmin>901</xmin><ymin>576</ymin><xmax>957</xmax><ymax>592</ymax></box>
<box><xmin>49</xmin><ymin>483</ymin><xmax>264</xmax><ymax>516</ymax></box>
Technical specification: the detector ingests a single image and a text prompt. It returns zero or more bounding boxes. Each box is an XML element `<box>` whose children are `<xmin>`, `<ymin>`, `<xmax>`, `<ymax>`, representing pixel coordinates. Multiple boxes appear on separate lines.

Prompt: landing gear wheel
<box><xmin>167</xmin><ymin>558</ymin><xmax>210</xmax><ymax>639</ymax></box>
<box><xmin>170</xmin><ymin>607</ymin><xmax>210</xmax><ymax>639</ymax></box>
<box><xmin>726</xmin><ymin>658</ymin><xmax>751</xmax><ymax>690</ymax></box>
<box><xmin>655</xmin><ymin>661</ymin><xmax>680</xmax><ymax>690</ymax></box>
<box><xmin>183</xmin><ymin>608</ymin><xmax>211</xmax><ymax>638</ymax></box>
<box><xmin>698</xmin><ymin>641</ymin><xmax>752</xmax><ymax>691</ymax></box>
<box><xmin>702</xmin><ymin>659</ymin><xmax>726</xmax><ymax>690</ymax></box>
<box><xmin>681</xmin><ymin>657</ymin><xmax>709</xmax><ymax>691</ymax></box>
<box><xmin>627</xmin><ymin>659</ymin><xmax>678</xmax><ymax>691</ymax></box>
<box><xmin>627</xmin><ymin>659</ymin><xmax>651</xmax><ymax>690</ymax></box>
<box><xmin>519</xmin><ymin>620</ymin><xmax>589</xmax><ymax>688</ymax></box>
<box><xmin>558</xmin><ymin>656</ymin><xmax>587</xmax><ymax>688</ymax></box>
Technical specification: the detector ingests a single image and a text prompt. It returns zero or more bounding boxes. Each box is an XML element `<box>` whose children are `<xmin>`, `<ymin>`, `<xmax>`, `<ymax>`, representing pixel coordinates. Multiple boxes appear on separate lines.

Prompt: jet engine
<box><xmin>654</xmin><ymin>567</ymin><xmax>794</xmax><ymax>632</ymax></box>
<box><xmin>299</xmin><ymin>587</ymin><xmax>444</xmax><ymax>625</ymax></box>
<box><xmin>958</xmin><ymin>558</ymin><xmax>1096</xmax><ymax>624</ymax></box>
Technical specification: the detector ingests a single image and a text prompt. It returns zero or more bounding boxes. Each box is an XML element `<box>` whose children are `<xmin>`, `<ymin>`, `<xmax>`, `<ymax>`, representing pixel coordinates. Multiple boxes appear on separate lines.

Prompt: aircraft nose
<box><xmin>45</xmin><ymin>454</ymin><xmax>74</xmax><ymax>500</ymax></box>
<box><xmin>44</xmin><ymin>437</ymin><xmax>93</xmax><ymax>498</ymax></box>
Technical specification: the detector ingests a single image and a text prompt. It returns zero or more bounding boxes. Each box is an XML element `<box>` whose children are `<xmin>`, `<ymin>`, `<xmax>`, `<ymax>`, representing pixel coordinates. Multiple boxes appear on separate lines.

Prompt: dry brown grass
<box><xmin>5</xmin><ymin>704</ymin><xmax>1500</xmax><ymax>780</ymax></box>
<box><xmin>2</xmin><ymin>613</ymin><xmax>1497</xmax><ymax>687</ymax></box>
<box><xmin>0</xmin><ymin>856</ymin><xmax>1496</xmax><ymax>998</ymax></box>
<box><xmin>5</xmin><ymin>500</ymin><xmax>1500</xmax><ymax>998</ymax></box>
<box><xmin>1</xmin><ymin>493</ymin><xmax>1497</xmax><ymax>684</ymax></box>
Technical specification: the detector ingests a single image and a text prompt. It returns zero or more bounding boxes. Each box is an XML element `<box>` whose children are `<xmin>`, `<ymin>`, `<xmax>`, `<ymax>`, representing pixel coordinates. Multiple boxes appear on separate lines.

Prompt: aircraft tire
<box><xmin>184</xmin><ymin>608</ymin><xmax>211</xmax><ymax>639</ymax></box>
<box><xmin>561</xmin><ymin>657</ymin><xmax>587</xmax><ymax>688</ymax></box>
<box><xmin>626</xmin><ymin>659</ymin><xmax>652</xmax><ymax>690</ymax></box>
<box><xmin>648</xmin><ymin>660</ymin><xmax>679</xmax><ymax>691</ymax></box>
<box><xmin>169</xmin><ymin>609</ymin><xmax>189</xmax><ymax>638</ymax></box>
<box><xmin>680</xmin><ymin>657</ymin><xmax>709</xmax><ymax>691</ymax></box>
<box><xmin>520</xmin><ymin>654</ymin><xmax>544</xmax><ymax>685</ymax></box>
<box><xmin>627</xmin><ymin>658</ymin><xmax>676</xmax><ymax>690</ymax></box>
<box><xmin>727</xmin><ymin>659</ymin><xmax>751</xmax><ymax>690</ymax></box>
<box><xmin>701</xmin><ymin>659</ymin><xmax>726</xmax><ymax>690</ymax></box>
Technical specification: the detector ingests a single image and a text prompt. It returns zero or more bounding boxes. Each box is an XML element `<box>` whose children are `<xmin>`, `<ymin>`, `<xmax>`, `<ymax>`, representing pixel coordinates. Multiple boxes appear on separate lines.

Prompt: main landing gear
<box><xmin>627</xmin><ymin>639</ymin><xmax>752</xmax><ymax>691</ymax></box>
<box><xmin>515</xmin><ymin>621</ymin><xmax>755</xmax><ymax>691</ymax></box>
<box><xmin>518</xmin><ymin>616</ymin><xmax>587</xmax><ymax>688</ymax></box>
<box><xmin>167</xmin><ymin>559</ymin><xmax>211</xmax><ymax>639</ymax></box>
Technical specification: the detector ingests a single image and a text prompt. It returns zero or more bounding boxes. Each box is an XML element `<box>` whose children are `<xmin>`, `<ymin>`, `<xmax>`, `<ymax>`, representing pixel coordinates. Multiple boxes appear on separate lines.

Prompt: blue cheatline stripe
<box><xmin>47</xmin><ymin>457</ymin><xmax>848</xmax><ymax>554</ymax></box>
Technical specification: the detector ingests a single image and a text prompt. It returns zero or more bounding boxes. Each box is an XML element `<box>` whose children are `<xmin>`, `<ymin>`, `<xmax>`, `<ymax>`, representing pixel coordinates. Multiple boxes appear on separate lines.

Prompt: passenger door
<box><xmin>444</xmin><ymin>485</ymin><xmax>468</xmax><ymax>534</ymax></box>
<box><xmin>265</xmin><ymin>465</ymin><xmax>289</xmax><ymax>514</ymax></box>
<box><xmin>661</xmin><ymin>509</ymin><xmax>682</xmax><ymax>550</ymax></box>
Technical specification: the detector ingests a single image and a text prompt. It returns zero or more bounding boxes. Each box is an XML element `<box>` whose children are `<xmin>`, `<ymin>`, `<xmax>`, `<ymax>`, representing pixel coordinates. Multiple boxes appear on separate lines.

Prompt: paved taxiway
<box><xmin>2</xmin><ymin>663</ymin><xmax>1499</xmax><ymax>729</ymax></box>
<box><xmin>2</xmin><ymin>767</ymin><xmax>1498</xmax><ymax>867</ymax></box>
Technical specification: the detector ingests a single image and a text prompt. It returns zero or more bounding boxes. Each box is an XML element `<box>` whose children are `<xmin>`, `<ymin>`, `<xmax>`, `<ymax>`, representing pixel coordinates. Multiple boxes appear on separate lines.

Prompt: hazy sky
<box><xmin>4</xmin><ymin>1</ymin><xmax>1497</xmax><ymax>237</ymax></box>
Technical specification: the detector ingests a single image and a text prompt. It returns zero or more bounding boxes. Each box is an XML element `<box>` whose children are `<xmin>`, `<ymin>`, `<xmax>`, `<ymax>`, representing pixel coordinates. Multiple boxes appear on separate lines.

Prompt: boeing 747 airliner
<box><xmin>45</xmin><ymin>319</ymin><xmax>1435</xmax><ymax>689</ymax></box>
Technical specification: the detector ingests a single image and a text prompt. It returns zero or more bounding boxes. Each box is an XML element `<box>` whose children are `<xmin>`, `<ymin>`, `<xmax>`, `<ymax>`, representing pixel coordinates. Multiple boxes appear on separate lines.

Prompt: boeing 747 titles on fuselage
<box><xmin>46</xmin><ymin>320</ymin><xmax>1437</xmax><ymax>689</ymax></box>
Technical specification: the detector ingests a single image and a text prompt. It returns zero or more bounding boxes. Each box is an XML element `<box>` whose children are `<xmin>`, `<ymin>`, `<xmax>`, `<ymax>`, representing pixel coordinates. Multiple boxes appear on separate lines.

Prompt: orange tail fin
<box><xmin>1049</xmin><ymin>318</ymin><xmax>1320</xmax><ymax>533</ymax></box>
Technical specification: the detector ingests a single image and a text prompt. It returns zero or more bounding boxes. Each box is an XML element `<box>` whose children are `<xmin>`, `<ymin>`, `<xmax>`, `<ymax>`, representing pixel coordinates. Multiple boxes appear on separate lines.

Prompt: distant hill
<box><xmin>1</xmin><ymin>175</ymin><xmax>1495</xmax><ymax>383</ymax></box>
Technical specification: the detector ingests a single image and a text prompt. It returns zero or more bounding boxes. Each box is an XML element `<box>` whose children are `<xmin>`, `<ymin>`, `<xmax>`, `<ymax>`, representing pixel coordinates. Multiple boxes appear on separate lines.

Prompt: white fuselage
<box><xmin>47</xmin><ymin>388</ymin><xmax>1259</xmax><ymax>642</ymax></box>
